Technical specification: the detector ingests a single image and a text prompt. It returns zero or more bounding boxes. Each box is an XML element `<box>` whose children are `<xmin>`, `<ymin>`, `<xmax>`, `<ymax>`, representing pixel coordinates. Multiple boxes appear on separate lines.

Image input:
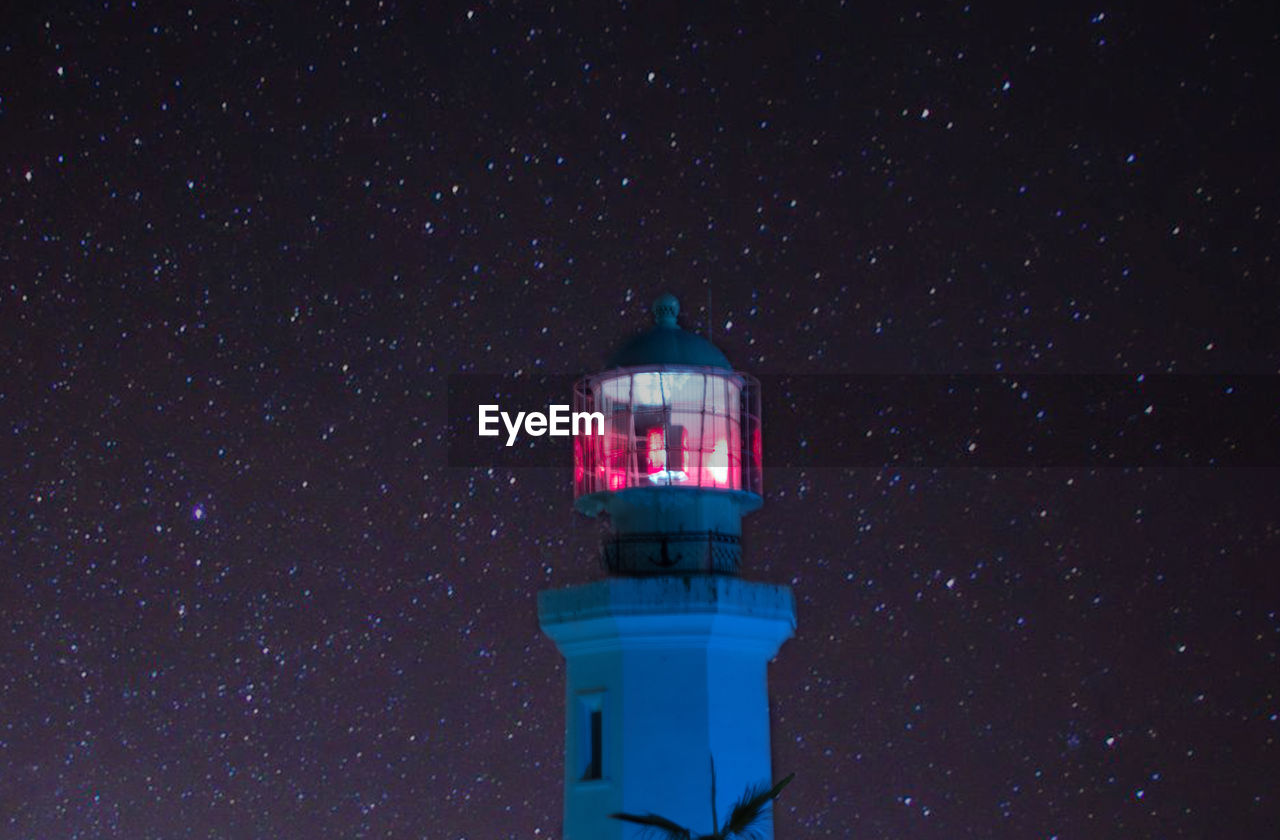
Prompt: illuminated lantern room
<box><xmin>573</xmin><ymin>293</ymin><xmax>762</xmax><ymax>574</ymax></box>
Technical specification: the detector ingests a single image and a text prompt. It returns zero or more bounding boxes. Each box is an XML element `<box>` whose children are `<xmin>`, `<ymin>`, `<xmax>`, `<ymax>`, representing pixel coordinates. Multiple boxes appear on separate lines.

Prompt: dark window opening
<box><xmin>584</xmin><ymin>708</ymin><xmax>603</xmax><ymax>780</ymax></box>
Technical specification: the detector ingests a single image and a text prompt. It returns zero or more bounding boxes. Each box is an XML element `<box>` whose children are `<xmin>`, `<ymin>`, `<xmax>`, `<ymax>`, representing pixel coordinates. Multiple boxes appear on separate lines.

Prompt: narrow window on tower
<box><xmin>587</xmin><ymin>708</ymin><xmax>602</xmax><ymax>779</ymax></box>
<box><xmin>576</xmin><ymin>691</ymin><xmax>605</xmax><ymax>781</ymax></box>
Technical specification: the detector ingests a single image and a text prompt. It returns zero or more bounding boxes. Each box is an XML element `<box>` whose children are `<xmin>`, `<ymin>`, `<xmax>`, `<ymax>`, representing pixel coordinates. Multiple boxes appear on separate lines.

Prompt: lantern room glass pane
<box><xmin>575</xmin><ymin>369</ymin><xmax>757</xmax><ymax>497</ymax></box>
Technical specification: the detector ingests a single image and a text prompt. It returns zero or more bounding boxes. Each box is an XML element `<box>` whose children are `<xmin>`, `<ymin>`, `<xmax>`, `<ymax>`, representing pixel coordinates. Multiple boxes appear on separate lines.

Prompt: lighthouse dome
<box><xmin>606</xmin><ymin>293</ymin><xmax>732</xmax><ymax>370</ymax></box>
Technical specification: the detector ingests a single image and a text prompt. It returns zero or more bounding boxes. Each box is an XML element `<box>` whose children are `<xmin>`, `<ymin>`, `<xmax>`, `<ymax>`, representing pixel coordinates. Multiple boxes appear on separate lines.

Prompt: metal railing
<box><xmin>601</xmin><ymin>531</ymin><xmax>742</xmax><ymax>576</ymax></box>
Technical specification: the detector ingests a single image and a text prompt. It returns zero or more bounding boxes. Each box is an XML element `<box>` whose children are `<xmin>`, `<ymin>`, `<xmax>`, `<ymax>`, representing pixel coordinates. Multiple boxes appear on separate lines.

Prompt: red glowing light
<box><xmin>573</xmin><ymin>438</ymin><xmax>585</xmax><ymax>488</ymax></box>
<box><xmin>708</xmin><ymin>436</ymin><xmax>729</xmax><ymax>486</ymax></box>
<box><xmin>645</xmin><ymin>427</ymin><xmax>666</xmax><ymax>473</ymax></box>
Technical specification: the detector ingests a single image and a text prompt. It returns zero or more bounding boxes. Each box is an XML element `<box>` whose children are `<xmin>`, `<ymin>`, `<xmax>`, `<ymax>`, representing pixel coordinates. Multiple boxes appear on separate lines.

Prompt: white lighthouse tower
<box><xmin>539</xmin><ymin>293</ymin><xmax>796</xmax><ymax>839</ymax></box>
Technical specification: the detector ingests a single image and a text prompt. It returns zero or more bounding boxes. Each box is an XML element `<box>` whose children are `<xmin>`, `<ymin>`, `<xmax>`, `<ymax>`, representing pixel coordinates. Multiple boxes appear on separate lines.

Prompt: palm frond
<box><xmin>720</xmin><ymin>772</ymin><xmax>795</xmax><ymax>838</ymax></box>
<box><xmin>610</xmin><ymin>811</ymin><xmax>694</xmax><ymax>840</ymax></box>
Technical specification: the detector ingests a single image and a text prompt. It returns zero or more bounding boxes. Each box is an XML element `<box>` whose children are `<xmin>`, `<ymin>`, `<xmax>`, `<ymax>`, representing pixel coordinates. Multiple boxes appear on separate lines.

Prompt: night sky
<box><xmin>3</xmin><ymin>1</ymin><xmax>1279</xmax><ymax>838</ymax></box>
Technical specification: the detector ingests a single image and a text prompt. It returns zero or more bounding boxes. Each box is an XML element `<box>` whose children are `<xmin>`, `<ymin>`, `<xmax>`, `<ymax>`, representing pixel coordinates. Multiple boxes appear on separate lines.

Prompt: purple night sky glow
<box><xmin>3</xmin><ymin>2</ymin><xmax>1278</xmax><ymax>838</ymax></box>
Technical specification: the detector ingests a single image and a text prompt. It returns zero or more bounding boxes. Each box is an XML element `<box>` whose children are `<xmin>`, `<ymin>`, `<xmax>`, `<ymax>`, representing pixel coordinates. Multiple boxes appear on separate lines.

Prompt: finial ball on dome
<box><xmin>605</xmin><ymin>291</ymin><xmax>729</xmax><ymax>368</ymax></box>
<box><xmin>653</xmin><ymin>293</ymin><xmax>680</xmax><ymax>327</ymax></box>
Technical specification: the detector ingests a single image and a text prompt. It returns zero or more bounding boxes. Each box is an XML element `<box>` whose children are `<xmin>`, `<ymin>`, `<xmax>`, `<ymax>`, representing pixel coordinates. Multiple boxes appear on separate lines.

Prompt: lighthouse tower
<box><xmin>539</xmin><ymin>294</ymin><xmax>796</xmax><ymax>839</ymax></box>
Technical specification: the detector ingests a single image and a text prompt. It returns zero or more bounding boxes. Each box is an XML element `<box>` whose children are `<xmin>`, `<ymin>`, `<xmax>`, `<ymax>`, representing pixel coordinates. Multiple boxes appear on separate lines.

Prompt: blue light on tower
<box><xmin>539</xmin><ymin>294</ymin><xmax>796</xmax><ymax>839</ymax></box>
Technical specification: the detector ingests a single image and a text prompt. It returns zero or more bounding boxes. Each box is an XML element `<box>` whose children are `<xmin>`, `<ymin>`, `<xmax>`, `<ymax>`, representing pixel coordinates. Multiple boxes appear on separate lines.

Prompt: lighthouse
<box><xmin>538</xmin><ymin>293</ymin><xmax>796</xmax><ymax>839</ymax></box>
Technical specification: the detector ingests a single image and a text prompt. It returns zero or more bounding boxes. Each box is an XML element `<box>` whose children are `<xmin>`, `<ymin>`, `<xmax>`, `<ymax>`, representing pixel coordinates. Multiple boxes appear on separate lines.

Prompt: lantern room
<box><xmin>572</xmin><ymin>294</ymin><xmax>762</xmax><ymax>575</ymax></box>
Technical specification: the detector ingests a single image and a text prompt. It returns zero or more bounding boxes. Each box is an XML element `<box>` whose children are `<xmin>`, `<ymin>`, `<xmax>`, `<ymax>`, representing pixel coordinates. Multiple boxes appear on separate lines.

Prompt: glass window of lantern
<box><xmin>586</xmin><ymin>370</ymin><xmax>745</xmax><ymax>492</ymax></box>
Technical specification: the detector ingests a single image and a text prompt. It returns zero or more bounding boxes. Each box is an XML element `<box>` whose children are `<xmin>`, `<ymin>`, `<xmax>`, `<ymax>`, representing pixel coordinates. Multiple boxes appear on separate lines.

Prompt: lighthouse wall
<box><xmin>540</xmin><ymin>577</ymin><xmax>795</xmax><ymax>840</ymax></box>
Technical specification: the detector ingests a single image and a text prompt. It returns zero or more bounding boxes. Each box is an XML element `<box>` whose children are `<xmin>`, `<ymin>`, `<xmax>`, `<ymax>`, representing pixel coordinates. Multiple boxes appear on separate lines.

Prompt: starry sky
<box><xmin>3</xmin><ymin>1</ymin><xmax>1279</xmax><ymax>838</ymax></box>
